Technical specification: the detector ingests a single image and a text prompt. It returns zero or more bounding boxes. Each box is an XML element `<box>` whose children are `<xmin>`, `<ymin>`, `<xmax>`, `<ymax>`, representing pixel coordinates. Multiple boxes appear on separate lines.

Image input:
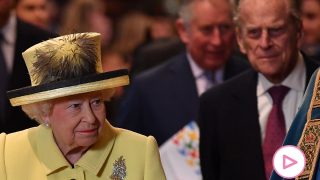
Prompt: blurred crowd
<box><xmin>6</xmin><ymin>0</ymin><xmax>183</xmax><ymax>121</ymax></box>
<box><xmin>7</xmin><ymin>0</ymin><xmax>320</xmax><ymax>122</ymax></box>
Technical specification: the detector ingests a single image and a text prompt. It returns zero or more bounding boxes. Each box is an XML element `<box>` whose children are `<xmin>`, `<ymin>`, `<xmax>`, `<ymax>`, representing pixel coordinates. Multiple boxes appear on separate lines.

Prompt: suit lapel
<box><xmin>230</xmin><ymin>70</ymin><xmax>265</xmax><ymax>167</ymax></box>
<box><xmin>169</xmin><ymin>53</ymin><xmax>199</xmax><ymax>121</ymax></box>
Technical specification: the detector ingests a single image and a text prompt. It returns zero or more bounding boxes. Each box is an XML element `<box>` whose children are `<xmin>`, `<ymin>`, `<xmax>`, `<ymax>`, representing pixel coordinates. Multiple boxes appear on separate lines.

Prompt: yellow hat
<box><xmin>7</xmin><ymin>32</ymin><xmax>129</xmax><ymax>106</ymax></box>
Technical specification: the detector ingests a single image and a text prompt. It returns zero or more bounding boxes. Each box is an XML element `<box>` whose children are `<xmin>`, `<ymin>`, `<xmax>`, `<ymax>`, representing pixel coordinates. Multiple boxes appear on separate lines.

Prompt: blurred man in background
<box><xmin>0</xmin><ymin>0</ymin><xmax>56</xmax><ymax>133</ymax></box>
<box><xmin>15</xmin><ymin>0</ymin><xmax>52</xmax><ymax>30</ymax></box>
<box><xmin>116</xmin><ymin>0</ymin><xmax>249</xmax><ymax>147</ymax></box>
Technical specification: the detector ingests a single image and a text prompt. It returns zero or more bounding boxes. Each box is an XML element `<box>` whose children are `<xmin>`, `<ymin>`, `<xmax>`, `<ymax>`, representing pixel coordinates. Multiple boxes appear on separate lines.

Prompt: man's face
<box><xmin>177</xmin><ymin>0</ymin><xmax>235</xmax><ymax>71</ymax></box>
<box><xmin>0</xmin><ymin>0</ymin><xmax>12</xmax><ymax>14</ymax></box>
<box><xmin>0</xmin><ymin>0</ymin><xmax>13</xmax><ymax>26</ymax></box>
<box><xmin>16</xmin><ymin>0</ymin><xmax>49</xmax><ymax>29</ymax></box>
<box><xmin>237</xmin><ymin>0</ymin><xmax>300</xmax><ymax>83</ymax></box>
<box><xmin>301</xmin><ymin>0</ymin><xmax>320</xmax><ymax>45</ymax></box>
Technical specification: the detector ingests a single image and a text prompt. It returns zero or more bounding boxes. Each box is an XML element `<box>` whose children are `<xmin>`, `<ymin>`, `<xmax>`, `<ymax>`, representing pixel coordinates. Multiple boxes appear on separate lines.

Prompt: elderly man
<box><xmin>115</xmin><ymin>0</ymin><xmax>249</xmax><ymax>146</ymax></box>
<box><xmin>198</xmin><ymin>0</ymin><xmax>319</xmax><ymax>179</ymax></box>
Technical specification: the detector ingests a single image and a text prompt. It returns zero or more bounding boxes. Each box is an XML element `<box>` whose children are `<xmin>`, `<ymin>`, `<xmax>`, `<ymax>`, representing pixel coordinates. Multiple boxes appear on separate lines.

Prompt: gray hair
<box><xmin>179</xmin><ymin>0</ymin><xmax>233</xmax><ymax>28</ymax></box>
<box><xmin>231</xmin><ymin>0</ymin><xmax>302</xmax><ymax>30</ymax></box>
<box><xmin>22</xmin><ymin>101</ymin><xmax>53</xmax><ymax>124</ymax></box>
<box><xmin>178</xmin><ymin>0</ymin><xmax>196</xmax><ymax>28</ymax></box>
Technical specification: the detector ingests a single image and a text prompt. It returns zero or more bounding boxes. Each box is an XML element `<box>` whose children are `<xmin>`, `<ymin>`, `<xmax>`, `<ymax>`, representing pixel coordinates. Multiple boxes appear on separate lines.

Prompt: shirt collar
<box><xmin>187</xmin><ymin>52</ymin><xmax>224</xmax><ymax>82</ymax></box>
<box><xmin>37</xmin><ymin>120</ymin><xmax>116</xmax><ymax>176</ymax></box>
<box><xmin>1</xmin><ymin>12</ymin><xmax>16</xmax><ymax>45</ymax></box>
<box><xmin>257</xmin><ymin>52</ymin><xmax>306</xmax><ymax>96</ymax></box>
<box><xmin>187</xmin><ymin>53</ymin><xmax>204</xmax><ymax>79</ymax></box>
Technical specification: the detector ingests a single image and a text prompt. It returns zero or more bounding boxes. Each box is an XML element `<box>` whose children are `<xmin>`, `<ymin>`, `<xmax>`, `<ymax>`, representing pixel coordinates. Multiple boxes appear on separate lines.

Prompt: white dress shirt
<box><xmin>257</xmin><ymin>53</ymin><xmax>306</xmax><ymax>141</ymax></box>
<box><xmin>187</xmin><ymin>53</ymin><xmax>224</xmax><ymax>96</ymax></box>
<box><xmin>1</xmin><ymin>12</ymin><xmax>17</xmax><ymax>73</ymax></box>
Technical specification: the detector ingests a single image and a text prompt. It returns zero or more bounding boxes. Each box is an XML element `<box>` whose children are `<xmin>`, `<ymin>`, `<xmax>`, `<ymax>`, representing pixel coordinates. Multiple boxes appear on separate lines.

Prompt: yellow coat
<box><xmin>0</xmin><ymin>121</ymin><xmax>166</xmax><ymax>180</ymax></box>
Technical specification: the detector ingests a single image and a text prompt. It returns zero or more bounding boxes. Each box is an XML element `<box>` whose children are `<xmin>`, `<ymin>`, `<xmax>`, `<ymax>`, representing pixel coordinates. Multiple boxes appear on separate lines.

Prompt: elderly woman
<box><xmin>0</xmin><ymin>32</ymin><xmax>166</xmax><ymax>180</ymax></box>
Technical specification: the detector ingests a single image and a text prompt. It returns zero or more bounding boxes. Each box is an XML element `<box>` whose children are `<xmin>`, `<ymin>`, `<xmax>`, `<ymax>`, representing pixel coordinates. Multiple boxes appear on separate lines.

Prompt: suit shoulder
<box><xmin>17</xmin><ymin>19</ymin><xmax>57</xmax><ymax>41</ymax></box>
<box><xmin>115</xmin><ymin>128</ymin><xmax>158</xmax><ymax>145</ymax></box>
<box><xmin>5</xmin><ymin>127</ymin><xmax>38</xmax><ymax>145</ymax></box>
<box><xmin>113</xmin><ymin>129</ymin><xmax>161</xmax><ymax>154</ymax></box>
<box><xmin>0</xmin><ymin>127</ymin><xmax>38</xmax><ymax>168</ymax></box>
<box><xmin>201</xmin><ymin>69</ymin><xmax>256</xmax><ymax>101</ymax></box>
<box><xmin>111</xmin><ymin>128</ymin><xmax>165</xmax><ymax>179</ymax></box>
<box><xmin>134</xmin><ymin>53</ymin><xmax>186</xmax><ymax>82</ymax></box>
<box><xmin>203</xmin><ymin>69</ymin><xmax>253</xmax><ymax>94</ymax></box>
<box><xmin>228</xmin><ymin>54</ymin><xmax>250</xmax><ymax>70</ymax></box>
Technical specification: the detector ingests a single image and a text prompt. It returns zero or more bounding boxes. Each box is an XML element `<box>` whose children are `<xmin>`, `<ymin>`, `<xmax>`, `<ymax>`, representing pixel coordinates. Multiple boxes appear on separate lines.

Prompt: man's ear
<box><xmin>236</xmin><ymin>27</ymin><xmax>247</xmax><ymax>54</ymax></box>
<box><xmin>176</xmin><ymin>18</ymin><xmax>190</xmax><ymax>44</ymax></box>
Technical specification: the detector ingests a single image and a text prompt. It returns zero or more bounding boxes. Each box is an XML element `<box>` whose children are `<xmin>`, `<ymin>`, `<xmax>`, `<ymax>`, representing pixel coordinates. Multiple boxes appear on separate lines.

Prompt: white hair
<box><xmin>231</xmin><ymin>0</ymin><xmax>302</xmax><ymax>30</ymax></box>
<box><xmin>21</xmin><ymin>101</ymin><xmax>53</xmax><ymax>124</ymax></box>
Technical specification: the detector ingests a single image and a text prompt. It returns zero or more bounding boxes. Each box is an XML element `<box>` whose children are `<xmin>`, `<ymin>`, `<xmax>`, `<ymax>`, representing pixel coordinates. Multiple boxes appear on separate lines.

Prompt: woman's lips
<box><xmin>77</xmin><ymin>128</ymin><xmax>98</xmax><ymax>134</ymax></box>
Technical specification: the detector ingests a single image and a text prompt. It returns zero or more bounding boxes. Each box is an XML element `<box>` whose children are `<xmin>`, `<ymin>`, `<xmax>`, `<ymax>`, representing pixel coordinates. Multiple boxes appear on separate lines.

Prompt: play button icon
<box><xmin>283</xmin><ymin>155</ymin><xmax>297</xmax><ymax>169</ymax></box>
<box><xmin>273</xmin><ymin>145</ymin><xmax>306</xmax><ymax>178</ymax></box>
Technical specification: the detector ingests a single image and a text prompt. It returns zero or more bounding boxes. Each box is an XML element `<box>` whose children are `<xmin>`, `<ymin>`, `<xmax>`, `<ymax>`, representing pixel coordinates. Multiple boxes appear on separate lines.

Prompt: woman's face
<box><xmin>44</xmin><ymin>92</ymin><xmax>106</xmax><ymax>153</ymax></box>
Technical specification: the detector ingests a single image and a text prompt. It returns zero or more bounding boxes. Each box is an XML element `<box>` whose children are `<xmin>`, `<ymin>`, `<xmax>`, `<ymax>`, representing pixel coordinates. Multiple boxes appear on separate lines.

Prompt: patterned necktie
<box><xmin>263</xmin><ymin>86</ymin><xmax>290</xmax><ymax>179</ymax></box>
<box><xmin>203</xmin><ymin>71</ymin><xmax>215</xmax><ymax>91</ymax></box>
<box><xmin>0</xmin><ymin>32</ymin><xmax>8</xmax><ymax>122</ymax></box>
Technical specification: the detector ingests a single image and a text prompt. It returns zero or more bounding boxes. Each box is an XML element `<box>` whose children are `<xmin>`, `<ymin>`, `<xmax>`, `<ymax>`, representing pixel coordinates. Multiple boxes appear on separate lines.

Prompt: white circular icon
<box><xmin>273</xmin><ymin>145</ymin><xmax>306</xmax><ymax>178</ymax></box>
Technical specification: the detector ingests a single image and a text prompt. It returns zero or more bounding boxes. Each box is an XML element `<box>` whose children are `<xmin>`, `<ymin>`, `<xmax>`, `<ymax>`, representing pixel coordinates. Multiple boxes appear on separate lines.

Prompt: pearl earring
<box><xmin>44</xmin><ymin>122</ymin><xmax>50</xmax><ymax>127</ymax></box>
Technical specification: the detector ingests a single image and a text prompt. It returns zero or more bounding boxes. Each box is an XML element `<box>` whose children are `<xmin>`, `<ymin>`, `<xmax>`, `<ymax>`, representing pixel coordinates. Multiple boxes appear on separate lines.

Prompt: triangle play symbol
<box><xmin>283</xmin><ymin>155</ymin><xmax>298</xmax><ymax>169</ymax></box>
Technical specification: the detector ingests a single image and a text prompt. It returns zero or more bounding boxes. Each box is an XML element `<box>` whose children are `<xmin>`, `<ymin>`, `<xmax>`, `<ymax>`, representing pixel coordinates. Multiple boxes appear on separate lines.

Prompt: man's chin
<box><xmin>203</xmin><ymin>59</ymin><xmax>226</xmax><ymax>70</ymax></box>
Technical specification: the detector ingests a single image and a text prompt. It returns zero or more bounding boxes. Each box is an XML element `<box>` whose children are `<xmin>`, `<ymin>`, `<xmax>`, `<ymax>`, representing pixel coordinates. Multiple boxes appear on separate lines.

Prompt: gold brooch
<box><xmin>110</xmin><ymin>156</ymin><xmax>127</xmax><ymax>180</ymax></box>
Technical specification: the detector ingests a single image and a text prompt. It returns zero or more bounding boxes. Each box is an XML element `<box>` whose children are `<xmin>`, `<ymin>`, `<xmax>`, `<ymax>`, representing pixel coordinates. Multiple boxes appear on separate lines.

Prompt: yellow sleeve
<box><xmin>0</xmin><ymin>133</ymin><xmax>6</xmax><ymax>180</ymax></box>
<box><xmin>144</xmin><ymin>136</ymin><xmax>166</xmax><ymax>180</ymax></box>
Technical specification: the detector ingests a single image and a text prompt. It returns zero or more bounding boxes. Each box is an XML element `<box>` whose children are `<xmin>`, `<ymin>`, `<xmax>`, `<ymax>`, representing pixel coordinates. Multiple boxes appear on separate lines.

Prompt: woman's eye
<box><xmin>69</xmin><ymin>103</ymin><xmax>81</xmax><ymax>109</ymax></box>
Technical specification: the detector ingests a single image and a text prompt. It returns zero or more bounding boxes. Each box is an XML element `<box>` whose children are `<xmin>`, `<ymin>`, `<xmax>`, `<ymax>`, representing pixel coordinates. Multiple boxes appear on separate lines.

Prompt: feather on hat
<box><xmin>7</xmin><ymin>32</ymin><xmax>129</xmax><ymax>106</ymax></box>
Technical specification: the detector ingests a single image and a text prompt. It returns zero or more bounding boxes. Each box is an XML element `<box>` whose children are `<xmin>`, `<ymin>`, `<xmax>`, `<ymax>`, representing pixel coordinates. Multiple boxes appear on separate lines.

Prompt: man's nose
<box><xmin>210</xmin><ymin>28</ymin><xmax>222</xmax><ymax>46</ymax></box>
<box><xmin>259</xmin><ymin>30</ymin><xmax>272</xmax><ymax>49</ymax></box>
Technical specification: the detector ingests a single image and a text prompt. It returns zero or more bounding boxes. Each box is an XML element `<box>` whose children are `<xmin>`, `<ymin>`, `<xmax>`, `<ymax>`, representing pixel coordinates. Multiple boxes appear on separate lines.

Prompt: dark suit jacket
<box><xmin>198</xmin><ymin>56</ymin><xmax>319</xmax><ymax>180</ymax></box>
<box><xmin>131</xmin><ymin>38</ymin><xmax>185</xmax><ymax>76</ymax></box>
<box><xmin>115</xmin><ymin>52</ymin><xmax>250</xmax><ymax>145</ymax></box>
<box><xmin>2</xmin><ymin>18</ymin><xmax>56</xmax><ymax>133</ymax></box>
